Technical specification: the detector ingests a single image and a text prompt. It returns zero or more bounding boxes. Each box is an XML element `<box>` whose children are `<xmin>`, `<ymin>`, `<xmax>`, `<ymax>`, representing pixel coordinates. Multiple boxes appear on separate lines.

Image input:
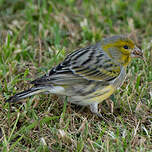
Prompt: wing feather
<box><xmin>31</xmin><ymin>44</ymin><xmax>121</xmax><ymax>86</ymax></box>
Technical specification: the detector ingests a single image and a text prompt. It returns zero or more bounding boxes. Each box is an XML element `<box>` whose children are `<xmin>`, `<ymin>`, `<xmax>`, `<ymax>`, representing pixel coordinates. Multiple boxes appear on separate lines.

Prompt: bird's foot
<box><xmin>90</xmin><ymin>103</ymin><xmax>107</xmax><ymax>121</ymax></box>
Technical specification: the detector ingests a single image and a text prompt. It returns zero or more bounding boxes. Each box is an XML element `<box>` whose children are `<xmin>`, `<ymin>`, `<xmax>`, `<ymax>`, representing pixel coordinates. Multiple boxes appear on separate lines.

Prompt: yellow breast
<box><xmin>88</xmin><ymin>85</ymin><xmax>115</xmax><ymax>103</ymax></box>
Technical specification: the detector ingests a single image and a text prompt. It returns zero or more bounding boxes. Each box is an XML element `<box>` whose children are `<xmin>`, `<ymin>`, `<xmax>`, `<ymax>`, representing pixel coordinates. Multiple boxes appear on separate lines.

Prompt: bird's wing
<box><xmin>31</xmin><ymin>44</ymin><xmax>121</xmax><ymax>86</ymax></box>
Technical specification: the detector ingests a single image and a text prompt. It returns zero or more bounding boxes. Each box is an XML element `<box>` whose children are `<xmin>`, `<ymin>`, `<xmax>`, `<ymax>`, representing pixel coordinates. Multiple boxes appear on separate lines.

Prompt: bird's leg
<box><xmin>106</xmin><ymin>99</ymin><xmax>114</xmax><ymax>114</ymax></box>
<box><xmin>90</xmin><ymin>103</ymin><xmax>103</xmax><ymax>118</ymax></box>
<box><xmin>106</xmin><ymin>95</ymin><xmax>115</xmax><ymax>114</ymax></box>
<box><xmin>90</xmin><ymin>103</ymin><xmax>108</xmax><ymax>122</ymax></box>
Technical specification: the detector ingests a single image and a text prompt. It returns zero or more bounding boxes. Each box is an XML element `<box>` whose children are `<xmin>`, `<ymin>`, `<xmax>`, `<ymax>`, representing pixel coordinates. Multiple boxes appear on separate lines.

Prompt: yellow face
<box><xmin>112</xmin><ymin>39</ymin><xmax>135</xmax><ymax>55</ymax></box>
<box><xmin>102</xmin><ymin>35</ymin><xmax>143</xmax><ymax>66</ymax></box>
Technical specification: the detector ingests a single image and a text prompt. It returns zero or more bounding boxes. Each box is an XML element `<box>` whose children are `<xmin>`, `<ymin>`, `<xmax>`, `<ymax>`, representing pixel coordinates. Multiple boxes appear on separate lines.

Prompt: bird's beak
<box><xmin>131</xmin><ymin>46</ymin><xmax>144</xmax><ymax>59</ymax></box>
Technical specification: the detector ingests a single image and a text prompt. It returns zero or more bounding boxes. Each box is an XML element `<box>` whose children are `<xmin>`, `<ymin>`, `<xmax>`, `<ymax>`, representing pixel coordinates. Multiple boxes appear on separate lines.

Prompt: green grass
<box><xmin>0</xmin><ymin>0</ymin><xmax>152</xmax><ymax>151</ymax></box>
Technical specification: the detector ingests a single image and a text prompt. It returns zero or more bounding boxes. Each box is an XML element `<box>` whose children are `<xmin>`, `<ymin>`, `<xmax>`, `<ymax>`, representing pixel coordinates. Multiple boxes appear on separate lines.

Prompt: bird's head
<box><xmin>102</xmin><ymin>35</ymin><xmax>143</xmax><ymax>66</ymax></box>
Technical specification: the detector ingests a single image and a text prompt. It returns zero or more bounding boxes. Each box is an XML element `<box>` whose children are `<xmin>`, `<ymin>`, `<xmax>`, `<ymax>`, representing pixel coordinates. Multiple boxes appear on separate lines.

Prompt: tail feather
<box><xmin>5</xmin><ymin>87</ymin><xmax>47</xmax><ymax>103</ymax></box>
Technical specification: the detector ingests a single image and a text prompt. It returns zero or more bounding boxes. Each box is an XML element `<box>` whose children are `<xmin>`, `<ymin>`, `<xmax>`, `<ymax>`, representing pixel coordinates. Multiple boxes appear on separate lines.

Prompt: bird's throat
<box><xmin>120</xmin><ymin>54</ymin><xmax>131</xmax><ymax>66</ymax></box>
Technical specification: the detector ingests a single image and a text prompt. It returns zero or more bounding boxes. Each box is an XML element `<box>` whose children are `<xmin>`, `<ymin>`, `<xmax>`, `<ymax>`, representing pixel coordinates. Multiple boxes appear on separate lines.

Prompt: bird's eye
<box><xmin>123</xmin><ymin>45</ymin><xmax>129</xmax><ymax>49</ymax></box>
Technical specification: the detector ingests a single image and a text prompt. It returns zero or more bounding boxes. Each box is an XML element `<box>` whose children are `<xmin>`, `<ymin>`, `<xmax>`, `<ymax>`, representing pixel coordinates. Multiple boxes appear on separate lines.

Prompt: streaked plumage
<box><xmin>5</xmin><ymin>35</ymin><xmax>143</xmax><ymax>116</ymax></box>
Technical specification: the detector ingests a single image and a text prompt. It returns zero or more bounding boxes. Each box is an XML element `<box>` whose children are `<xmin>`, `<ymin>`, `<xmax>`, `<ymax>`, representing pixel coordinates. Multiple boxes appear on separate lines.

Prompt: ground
<box><xmin>0</xmin><ymin>0</ymin><xmax>152</xmax><ymax>151</ymax></box>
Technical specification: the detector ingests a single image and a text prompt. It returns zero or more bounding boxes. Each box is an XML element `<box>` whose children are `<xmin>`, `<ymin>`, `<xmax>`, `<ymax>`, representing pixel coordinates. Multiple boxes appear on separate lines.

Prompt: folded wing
<box><xmin>31</xmin><ymin>44</ymin><xmax>121</xmax><ymax>86</ymax></box>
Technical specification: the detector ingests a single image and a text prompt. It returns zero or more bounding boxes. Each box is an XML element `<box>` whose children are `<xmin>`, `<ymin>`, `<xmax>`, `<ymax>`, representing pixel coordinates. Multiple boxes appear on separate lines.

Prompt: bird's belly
<box><xmin>69</xmin><ymin>85</ymin><xmax>115</xmax><ymax>105</ymax></box>
<box><xmin>89</xmin><ymin>85</ymin><xmax>115</xmax><ymax>103</ymax></box>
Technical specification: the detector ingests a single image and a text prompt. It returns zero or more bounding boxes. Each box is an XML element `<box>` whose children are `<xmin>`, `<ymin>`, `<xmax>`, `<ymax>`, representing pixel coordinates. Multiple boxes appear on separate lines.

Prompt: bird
<box><xmin>5</xmin><ymin>35</ymin><xmax>143</xmax><ymax>117</ymax></box>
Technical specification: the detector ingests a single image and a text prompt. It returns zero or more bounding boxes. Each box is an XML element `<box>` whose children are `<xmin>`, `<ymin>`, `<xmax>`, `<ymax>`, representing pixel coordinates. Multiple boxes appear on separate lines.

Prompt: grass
<box><xmin>0</xmin><ymin>0</ymin><xmax>152</xmax><ymax>151</ymax></box>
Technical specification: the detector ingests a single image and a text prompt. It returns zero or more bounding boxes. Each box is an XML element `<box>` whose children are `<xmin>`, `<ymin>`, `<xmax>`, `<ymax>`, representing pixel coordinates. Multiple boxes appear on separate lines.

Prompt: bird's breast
<box><xmin>112</xmin><ymin>67</ymin><xmax>126</xmax><ymax>88</ymax></box>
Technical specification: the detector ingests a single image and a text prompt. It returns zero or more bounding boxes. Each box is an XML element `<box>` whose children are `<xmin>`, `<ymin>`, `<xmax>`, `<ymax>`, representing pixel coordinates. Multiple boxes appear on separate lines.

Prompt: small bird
<box><xmin>5</xmin><ymin>35</ymin><xmax>143</xmax><ymax>116</ymax></box>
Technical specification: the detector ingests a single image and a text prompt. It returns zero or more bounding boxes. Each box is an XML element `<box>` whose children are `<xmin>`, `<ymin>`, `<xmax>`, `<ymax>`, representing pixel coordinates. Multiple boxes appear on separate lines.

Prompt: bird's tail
<box><xmin>5</xmin><ymin>86</ymin><xmax>48</xmax><ymax>103</ymax></box>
